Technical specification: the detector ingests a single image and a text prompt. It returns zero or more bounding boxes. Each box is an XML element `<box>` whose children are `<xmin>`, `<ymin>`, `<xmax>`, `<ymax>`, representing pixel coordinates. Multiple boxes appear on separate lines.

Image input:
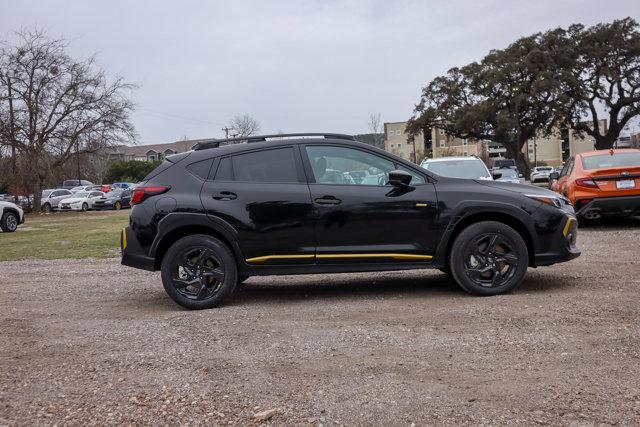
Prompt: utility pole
<box><xmin>7</xmin><ymin>75</ymin><xmax>18</xmax><ymax>202</ymax></box>
<box><xmin>221</xmin><ymin>127</ymin><xmax>233</xmax><ymax>138</ymax></box>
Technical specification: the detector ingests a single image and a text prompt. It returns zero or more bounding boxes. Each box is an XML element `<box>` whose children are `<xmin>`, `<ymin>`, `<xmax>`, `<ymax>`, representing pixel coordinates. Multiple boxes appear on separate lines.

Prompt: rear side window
<box><xmin>186</xmin><ymin>159</ymin><xmax>213</xmax><ymax>180</ymax></box>
<box><xmin>228</xmin><ymin>147</ymin><xmax>298</xmax><ymax>183</ymax></box>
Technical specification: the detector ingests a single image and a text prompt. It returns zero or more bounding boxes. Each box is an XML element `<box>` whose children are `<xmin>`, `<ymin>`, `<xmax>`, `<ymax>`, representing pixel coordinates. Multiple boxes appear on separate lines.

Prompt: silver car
<box><xmin>41</xmin><ymin>189</ymin><xmax>73</xmax><ymax>213</ymax></box>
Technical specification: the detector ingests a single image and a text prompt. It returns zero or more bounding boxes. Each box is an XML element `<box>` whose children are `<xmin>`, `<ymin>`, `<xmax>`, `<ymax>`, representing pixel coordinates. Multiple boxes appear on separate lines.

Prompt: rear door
<box><xmin>302</xmin><ymin>144</ymin><xmax>438</xmax><ymax>264</ymax></box>
<box><xmin>200</xmin><ymin>146</ymin><xmax>317</xmax><ymax>265</ymax></box>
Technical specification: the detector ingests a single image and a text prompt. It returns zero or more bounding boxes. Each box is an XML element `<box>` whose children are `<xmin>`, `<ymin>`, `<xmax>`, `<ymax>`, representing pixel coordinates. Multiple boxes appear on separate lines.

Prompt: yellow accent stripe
<box><xmin>563</xmin><ymin>217</ymin><xmax>575</xmax><ymax>237</ymax></box>
<box><xmin>121</xmin><ymin>228</ymin><xmax>127</xmax><ymax>250</ymax></box>
<box><xmin>246</xmin><ymin>253</ymin><xmax>433</xmax><ymax>263</ymax></box>
<box><xmin>415</xmin><ymin>203</ymin><xmax>428</xmax><ymax>207</ymax></box>
<box><xmin>245</xmin><ymin>254</ymin><xmax>315</xmax><ymax>263</ymax></box>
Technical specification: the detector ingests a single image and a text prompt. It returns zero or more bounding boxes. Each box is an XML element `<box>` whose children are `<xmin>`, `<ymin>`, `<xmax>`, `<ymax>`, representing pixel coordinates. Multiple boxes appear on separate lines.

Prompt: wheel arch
<box><xmin>150</xmin><ymin>213</ymin><xmax>243</xmax><ymax>271</ymax></box>
<box><xmin>439</xmin><ymin>209</ymin><xmax>535</xmax><ymax>267</ymax></box>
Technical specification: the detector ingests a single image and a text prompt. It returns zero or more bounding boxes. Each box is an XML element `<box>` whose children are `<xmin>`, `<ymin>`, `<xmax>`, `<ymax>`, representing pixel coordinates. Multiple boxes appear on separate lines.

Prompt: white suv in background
<box><xmin>420</xmin><ymin>156</ymin><xmax>494</xmax><ymax>180</ymax></box>
<box><xmin>0</xmin><ymin>200</ymin><xmax>24</xmax><ymax>232</ymax></box>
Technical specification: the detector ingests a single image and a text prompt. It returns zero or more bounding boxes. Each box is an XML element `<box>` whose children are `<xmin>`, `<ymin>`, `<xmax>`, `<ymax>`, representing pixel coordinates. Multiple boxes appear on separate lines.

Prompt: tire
<box><xmin>449</xmin><ymin>221</ymin><xmax>528</xmax><ymax>296</ymax></box>
<box><xmin>114</xmin><ymin>201</ymin><xmax>122</xmax><ymax>210</ymax></box>
<box><xmin>42</xmin><ymin>203</ymin><xmax>52</xmax><ymax>213</ymax></box>
<box><xmin>161</xmin><ymin>234</ymin><xmax>237</xmax><ymax>309</ymax></box>
<box><xmin>82</xmin><ymin>202</ymin><xmax>89</xmax><ymax>211</ymax></box>
<box><xmin>0</xmin><ymin>212</ymin><xmax>19</xmax><ymax>232</ymax></box>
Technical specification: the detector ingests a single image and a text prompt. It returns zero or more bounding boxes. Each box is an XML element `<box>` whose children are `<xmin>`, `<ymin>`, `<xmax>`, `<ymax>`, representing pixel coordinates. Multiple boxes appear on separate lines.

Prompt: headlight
<box><xmin>524</xmin><ymin>194</ymin><xmax>563</xmax><ymax>208</ymax></box>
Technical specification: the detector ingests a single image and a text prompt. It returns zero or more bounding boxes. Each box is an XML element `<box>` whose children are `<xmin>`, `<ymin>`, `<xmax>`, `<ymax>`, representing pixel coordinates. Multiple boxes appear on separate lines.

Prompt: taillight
<box><xmin>130</xmin><ymin>186</ymin><xmax>170</xmax><ymax>205</ymax></box>
<box><xmin>575</xmin><ymin>178</ymin><xmax>598</xmax><ymax>188</ymax></box>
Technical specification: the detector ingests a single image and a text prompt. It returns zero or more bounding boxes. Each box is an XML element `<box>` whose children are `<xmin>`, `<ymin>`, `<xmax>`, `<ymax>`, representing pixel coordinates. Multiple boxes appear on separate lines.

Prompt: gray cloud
<box><xmin>2</xmin><ymin>0</ymin><xmax>638</xmax><ymax>144</ymax></box>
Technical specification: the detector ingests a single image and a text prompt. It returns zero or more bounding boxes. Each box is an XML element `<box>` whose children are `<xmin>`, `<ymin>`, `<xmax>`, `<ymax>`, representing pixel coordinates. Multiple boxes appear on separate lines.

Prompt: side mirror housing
<box><xmin>388</xmin><ymin>170</ymin><xmax>413</xmax><ymax>188</ymax></box>
<box><xmin>549</xmin><ymin>172</ymin><xmax>560</xmax><ymax>180</ymax></box>
<box><xmin>491</xmin><ymin>172</ymin><xmax>502</xmax><ymax>180</ymax></box>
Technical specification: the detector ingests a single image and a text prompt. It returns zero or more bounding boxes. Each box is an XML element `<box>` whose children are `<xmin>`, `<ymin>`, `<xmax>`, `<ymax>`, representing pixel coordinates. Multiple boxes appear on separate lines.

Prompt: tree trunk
<box><xmin>594</xmin><ymin>133</ymin><xmax>618</xmax><ymax>150</ymax></box>
<box><xmin>503</xmin><ymin>141</ymin><xmax>531</xmax><ymax>176</ymax></box>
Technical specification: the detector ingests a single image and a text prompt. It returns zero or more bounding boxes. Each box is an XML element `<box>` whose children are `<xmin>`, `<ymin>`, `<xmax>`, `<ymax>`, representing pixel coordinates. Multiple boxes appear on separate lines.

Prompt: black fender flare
<box><xmin>149</xmin><ymin>212</ymin><xmax>244</xmax><ymax>263</ymax></box>
<box><xmin>433</xmin><ymin>200</ymin><xmax>537</xmax><ymax>264</ymax></box>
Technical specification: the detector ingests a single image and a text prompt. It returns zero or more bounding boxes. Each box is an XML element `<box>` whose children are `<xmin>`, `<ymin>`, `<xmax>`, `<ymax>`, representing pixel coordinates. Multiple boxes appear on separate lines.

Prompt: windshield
<box><xmin>423</xmin><ymin>159</ymin><xmax>490</xmax><ymax>179</ymax></box>
<box><xmin>535</xmin><ymin>167</ymin><xmax>553</xmax><ymax>172</ymax></box>
<box><xmin>582</xmin><ymin>152</ymin><xmax>640</xmax><ymax>170</ymax></box>
<box><xmin>498</xmin><ymin>169</ymin><xmax>518</xmax><ymax>178</ymax></box>
<box><xmin>42</xmin><ymin>190</ymin><xmax>53</xmax><ymax>197</ymax></box>
<box><xmin>73</xmin><ymin>192</ymin><xmax>89</xmax><ymax>197</ymax></box>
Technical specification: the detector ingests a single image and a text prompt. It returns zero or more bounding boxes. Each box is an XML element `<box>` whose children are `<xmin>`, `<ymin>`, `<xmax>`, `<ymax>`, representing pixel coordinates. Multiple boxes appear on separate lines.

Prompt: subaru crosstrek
<box><xmin>121</xmin><ymin>133</ymin><xmax>580</xmax><ymax>309</ymax></box>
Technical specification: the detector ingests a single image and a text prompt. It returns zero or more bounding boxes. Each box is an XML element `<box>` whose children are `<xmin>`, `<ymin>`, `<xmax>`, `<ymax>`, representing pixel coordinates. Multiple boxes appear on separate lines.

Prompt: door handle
<box><xmin>314</xmin><ymin>196</ymin><xmax>341</xmax><ymax>205</ymax></box>
<box><xmin>212</xmin><ymin>191</ymin><xmax>237</xmax><ymax>200</ymax></box>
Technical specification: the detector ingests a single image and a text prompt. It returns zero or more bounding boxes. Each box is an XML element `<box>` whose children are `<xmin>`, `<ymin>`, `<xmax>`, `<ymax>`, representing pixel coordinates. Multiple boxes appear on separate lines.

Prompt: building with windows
<box><xmin>383</xmin><ymin>122</ymin><xmax>426</xmax><ymax>163</ymax></box>
<box><xmin>430</xmin><ymin>126</ymin><xmax>486</xmax><ymax>158</ymax></box>
<box><xmin>107</xmin><ymin>138</ymin><xmax>217</xmax><ymax>162</ymax></box>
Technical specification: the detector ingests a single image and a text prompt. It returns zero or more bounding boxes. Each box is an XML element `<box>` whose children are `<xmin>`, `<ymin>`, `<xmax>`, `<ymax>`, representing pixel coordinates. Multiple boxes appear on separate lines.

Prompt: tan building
<box><xmin>383</xmin><ymin>122</ymin><xmax>425</xmax><ymax>163</ymax></box>
<box><xmin>524</xmin><ymin>131</ymin><xmax>564</xmax><ymax>167</ymax></box>
<box><xmin>107</xmin><ymin>137</ymin><xmax>217</xmax><ymax>162</ymax></box>
<box><xmin>568</xmin><ymin>119</ymin><xmax>608</xmax><ymax>156</ymax></box>
<box><xmin>431</xmin><ymin>125</ymin><xmax>485</xmax><ymax>158</ymax></box>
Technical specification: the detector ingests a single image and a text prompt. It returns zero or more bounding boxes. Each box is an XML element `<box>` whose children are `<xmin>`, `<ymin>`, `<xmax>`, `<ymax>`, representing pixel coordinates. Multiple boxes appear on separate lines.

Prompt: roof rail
<box><xmin>193</xmin><ymin>133</ymin><xmax>355</xmax><ymax>151</ymax></box>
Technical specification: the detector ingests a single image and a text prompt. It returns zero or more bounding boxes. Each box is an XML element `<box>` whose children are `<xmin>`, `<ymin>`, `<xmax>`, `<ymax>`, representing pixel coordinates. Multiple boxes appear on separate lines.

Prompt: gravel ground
<box><xmin>1</xmin><ymin>218</ymin><xmax>640</xmax><ymax>425</ymax></box>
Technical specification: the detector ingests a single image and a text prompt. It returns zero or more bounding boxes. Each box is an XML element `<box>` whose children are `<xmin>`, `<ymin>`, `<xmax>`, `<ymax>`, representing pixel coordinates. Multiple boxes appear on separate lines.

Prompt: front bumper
<box><xmin>576</xmin><ymin>195</ymin><xmax>640</xmax><ymax>218</ymax></box>
<box><xmin>534</xmin><ymin>215</ymin><xmax>580</xmax><ymax>266</ymax></box>
<box><xmin>121</xmin><ymin>226</ymin><xmax>155</xmax><ymax>271</ymax></box>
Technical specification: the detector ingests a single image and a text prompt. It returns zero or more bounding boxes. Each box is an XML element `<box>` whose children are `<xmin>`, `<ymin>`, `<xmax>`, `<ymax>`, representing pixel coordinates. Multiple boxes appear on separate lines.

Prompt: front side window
<box><xmin>306</xmin><ymin>146</ymin><xmax>395</xmax><ymax>186</ymax></box>
<box><xmin>230</xmin><ymin>147</ymin><xmax>298</xmax><ymax>183</ymax></box>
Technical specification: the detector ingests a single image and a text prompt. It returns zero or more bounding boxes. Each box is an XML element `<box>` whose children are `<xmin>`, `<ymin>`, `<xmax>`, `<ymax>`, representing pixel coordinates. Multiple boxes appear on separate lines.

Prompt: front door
<box><xmin>302</xmin><ymin>144</ymin><xmax>439</xmax><ymax>264</ymax></box>
<box><xmin>201</xmin><ymin>146</ymin><xmax>316</xmax><ymax>265</ymax></box>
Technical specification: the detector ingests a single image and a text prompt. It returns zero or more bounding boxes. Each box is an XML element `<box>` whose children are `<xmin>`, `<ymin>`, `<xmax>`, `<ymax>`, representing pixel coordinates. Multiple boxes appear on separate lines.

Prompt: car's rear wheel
<box><xmin>82</xmin><ymin>202</ymin><xmax>89</xmax><ymax>211</ymax></box>
<box><xmin>161</xmin><ymin>234</ymin><xmax>237</xmax><ymax>309</ymax></box>
<box><xmin>449</xmin><ymin>221</ymin><xmax>528</xmax><ymax>296</ymax></box>
<box><xmin>1</xmin><ymin>212</ymin><xmax>18</xmax><ymax>232</ymax></box>
<box><xmin>114</xmin><ymin>201</ymin><xmax>122</xmax><ymax>210</ymax></box>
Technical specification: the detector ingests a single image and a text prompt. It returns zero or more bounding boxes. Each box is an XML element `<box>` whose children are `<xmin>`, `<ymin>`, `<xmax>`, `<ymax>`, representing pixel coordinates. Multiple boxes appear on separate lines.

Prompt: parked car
<box><xmin>0</xmin><ymin>194</ymin><xmax>14</xmax><ymax>202</ymax></box>
<box><xmin>421</xmin><ymin>156</ymin><xmax>496</xmax><ymax>180</ymax></box>
<box><xmin>58</xmin><ymin>191</ymin><xmax>105</xmax><ymax>211</ymax></box>
<box><xmin>92</xmin><ymin>189</ymin><xmax>132</xmax><ymax>210</ymax></box>
<box><xmin>70</xmin><ymin>185</ymin><xmax>95</xmax><ymax>193</ymax></box>
<box><xmin>530</xmin><ymin>166</ymin><xmax>554</xmax><ymax>183</ymax></box>
<box><xmin>492</xmin><ymin>158</ymin><xmax>517</xmax><ymax>169</ymax></box>
<box><xmin>111</xmin><ymin>182</ymin><xmax>136</xmax><ymax>190</ymax></box>
<box><xmin>62</xmin><ymin>179</ymin><xmax>93</xmax><ymax>190</ymax></box>
<box><xmin>121</xmin><ymin>133</ymin><xmax>579</xmax><ymax>310</ymax></box>
<box><xmin>0</xmin><ymin>200</ymin><xmax>24</xmax><ymax>232</ymax></box>
<box><xmin>493</xmin><ymin>167</ymin><xmax>524</xmax><ymax>184</ymax></box>
<box><xmin>41</xmin><ymin>189</ymin><xmax>73</xmax><ymax>212</ymax></box>
<box><xmin>550</xmin><ymin>148</ymin><xmax>640</xmax><ymax>220</ymax></box>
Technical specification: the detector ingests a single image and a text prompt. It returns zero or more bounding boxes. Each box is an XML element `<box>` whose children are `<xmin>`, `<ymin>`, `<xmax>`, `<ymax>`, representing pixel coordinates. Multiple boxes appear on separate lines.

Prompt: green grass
<box><xmin>0</xmin><ymin>210</ymin><xmax>129</xmax><ymax>261</ymax></box>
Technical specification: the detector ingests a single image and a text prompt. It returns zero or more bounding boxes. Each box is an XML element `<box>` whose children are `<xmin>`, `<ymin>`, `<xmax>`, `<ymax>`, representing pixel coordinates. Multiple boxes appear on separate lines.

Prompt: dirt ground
<box><xmin>1</xmin><ymin>219</ymin><xmax>640</xmax><ymax>425</ymax></box>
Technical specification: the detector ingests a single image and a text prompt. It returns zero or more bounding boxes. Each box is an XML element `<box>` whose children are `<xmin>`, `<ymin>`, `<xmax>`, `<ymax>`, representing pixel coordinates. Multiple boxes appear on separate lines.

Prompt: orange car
<box><xmin>550</xmin><ymin>148</ymin><xmax>640</xmax><ymax>220</ymax></box>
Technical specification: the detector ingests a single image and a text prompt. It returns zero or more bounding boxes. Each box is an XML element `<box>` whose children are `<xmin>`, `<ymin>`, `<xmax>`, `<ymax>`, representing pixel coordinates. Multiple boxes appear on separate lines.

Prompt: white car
<box><xmin>58</xmin><ymin>191</ymin><xmax>105</xmax><ymax>211</ymax></box>
<box><xmin>529</xmin><ymin>166</ymin><xmax>554</xmax><ymax>183</ymax></box>
<box><xmin>420</xmin><ymin>156</ymin><xmax>494</xmax><ymax>180</ymax></box>
<box><xmin>70</xmin><ymin>185</ymin><xmax>95</xmax><ymax>193</ymax></box>
<box><xmin>0</xmin><ymin>200</ymin><xmax>24</xmax><ymax>232</ymax></box>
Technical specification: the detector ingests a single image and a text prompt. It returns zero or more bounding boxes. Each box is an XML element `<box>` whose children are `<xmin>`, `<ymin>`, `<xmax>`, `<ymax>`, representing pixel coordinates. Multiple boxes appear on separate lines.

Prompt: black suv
<box><xmin>121</xmin><ymin>133</ymin><xmax>579</xmax><ymax>309</ymax></box>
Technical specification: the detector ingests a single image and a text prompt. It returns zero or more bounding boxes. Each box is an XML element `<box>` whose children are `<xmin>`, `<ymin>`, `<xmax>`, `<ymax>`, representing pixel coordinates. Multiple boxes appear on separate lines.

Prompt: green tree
<box><xmin>552</xmin><ymin>18</ymin><xmax>640</xmax><ymax>149</ymax></box>
<box><xmin>105</xmin><ymin>160</ymin><xmax>161</xmax><ymax>183</ymax></box>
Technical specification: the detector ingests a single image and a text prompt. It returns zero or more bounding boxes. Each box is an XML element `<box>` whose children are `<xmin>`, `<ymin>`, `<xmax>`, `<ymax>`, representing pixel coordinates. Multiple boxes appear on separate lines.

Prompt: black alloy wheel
<box><xmin>161</xmin><ymin>235</ymin><xmax>237</xmax><ymax>309</ymax></box>
<box><xmin>449</xmin><ymin>221</ymin><xmax>528</xmax><ymax>296</ymax></box>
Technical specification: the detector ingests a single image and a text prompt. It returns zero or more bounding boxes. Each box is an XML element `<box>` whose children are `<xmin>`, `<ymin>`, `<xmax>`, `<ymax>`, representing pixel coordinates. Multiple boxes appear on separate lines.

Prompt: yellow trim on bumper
<box><xmin>246</xmin><ymin>253</ymin><xmax>433</xmax><ymax>263</ymax></box>
<box><xmin>563</xmin><ymin>217</ymin><xmax>575</xmax><ymax>237</ymax></box>
<box><xmin>121</xmin><ymin>228</ymin><xmax>127</xmax><ymax>250</ymax></box>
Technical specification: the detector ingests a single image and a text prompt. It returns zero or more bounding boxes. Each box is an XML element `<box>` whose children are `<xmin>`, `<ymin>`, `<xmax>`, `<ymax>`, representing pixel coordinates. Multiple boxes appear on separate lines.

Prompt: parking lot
<box><xmin>1</xmin><ymin>217</ymin><xmax>639</xmax><ymax>425</ymax></box>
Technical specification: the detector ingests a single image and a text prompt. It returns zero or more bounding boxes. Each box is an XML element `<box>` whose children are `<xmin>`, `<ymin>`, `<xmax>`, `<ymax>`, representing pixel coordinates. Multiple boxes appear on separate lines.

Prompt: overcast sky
<box><xmin>2</xmin><ymin>0</ymin><xmax>639</xmax><ymax>145</ymax></box>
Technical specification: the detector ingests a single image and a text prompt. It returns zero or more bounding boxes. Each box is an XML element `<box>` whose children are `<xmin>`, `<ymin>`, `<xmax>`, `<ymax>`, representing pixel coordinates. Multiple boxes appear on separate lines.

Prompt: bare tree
<box><xmin>228</xmin><ymin>113</ymin><xmax>260</xmax><ymax>138</ymax></box>
<box><xmin>368</xmin><ymin>113</ymin><xmax>384</xmax><ymax>147</ymax></box>
<box><xmin>0</xmin><ymin>30</ymin><xmax>136</xmax><ymax>209</ymax></box>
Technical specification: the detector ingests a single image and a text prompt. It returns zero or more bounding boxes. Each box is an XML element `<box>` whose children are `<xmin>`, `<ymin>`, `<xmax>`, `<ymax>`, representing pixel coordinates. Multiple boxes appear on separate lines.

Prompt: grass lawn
<box><xmin>0</xmin><ymin>210</ymin><xmax>129</xmax><ymax>261</ymax></box>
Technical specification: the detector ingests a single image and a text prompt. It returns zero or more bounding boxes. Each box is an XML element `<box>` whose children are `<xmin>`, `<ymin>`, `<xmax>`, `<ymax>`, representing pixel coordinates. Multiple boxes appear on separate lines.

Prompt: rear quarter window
<box><xmin>230</xmin><ymin>147</ymin><xmax>298</xmax><ymax>183</ymax></box>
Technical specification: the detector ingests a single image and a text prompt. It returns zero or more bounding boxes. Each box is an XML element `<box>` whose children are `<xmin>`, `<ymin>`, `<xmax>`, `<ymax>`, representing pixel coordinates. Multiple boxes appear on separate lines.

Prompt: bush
<box><xmin>105</xmin><ymin>160</ymin><xmax>162</xmax><ymax>183</ymax></box>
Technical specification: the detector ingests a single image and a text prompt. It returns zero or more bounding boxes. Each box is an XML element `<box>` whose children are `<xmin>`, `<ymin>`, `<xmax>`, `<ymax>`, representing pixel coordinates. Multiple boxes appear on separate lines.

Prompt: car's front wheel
<box><xmin>42</xmin><ymin>203</ymin><xmax>52</xmax><ymax>213</ymax></box>
<box><xmin>1</xmin><ymin>211</ymin><xmax>19</xmax><ymax>232</ymax></box>
<box><xmin>449</xmin><ymin>221</ymin><xmax>528</xmax><ymax>296</ymax></box>
<box><xmin>82</xmin><ymin>202</ymin><xmax>89</xmax><ymax>211</ymax></box>
<box><xmin>161</xmin><ymin>234</ymin><xmax>237</xmax><ymax>309</ymax></box>
<box><xmin>114</xmin><ymin>201</ymin><xmax>122</xmax><ymax>210</ymax></box>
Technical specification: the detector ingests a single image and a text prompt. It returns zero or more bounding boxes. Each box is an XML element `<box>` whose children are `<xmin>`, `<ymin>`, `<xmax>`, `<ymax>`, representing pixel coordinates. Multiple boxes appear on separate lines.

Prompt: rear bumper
<box><xmin>576</xmin><ymin>195</ymin><xmax>640</xmax><ymax>218</ymax></box>
<box><xmin>121</xmin><ymin>226</ymin><xmax>155</xmax><ymax>271</ymax></box>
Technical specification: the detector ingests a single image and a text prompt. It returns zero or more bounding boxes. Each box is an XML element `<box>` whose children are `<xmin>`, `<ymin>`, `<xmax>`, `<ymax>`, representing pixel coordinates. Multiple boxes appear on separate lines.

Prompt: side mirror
<box><xmin>549</xmin><ymin>172</ymin><xmax>560</xmax><ymax>180</ymax></box>
<box><xmin>518</xmin><ymin>173</ymin><xmax>524</xmax><ymax>178</ymax></box>
<box><xmin>388</xmin><ymin>170</ymin><xmax>413</xmax><ymax>188</ymax></box>
<box><xmin>491</xmin><ymin>172</ymin><xmax>502</xmax><ymax>180</ymax></box>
